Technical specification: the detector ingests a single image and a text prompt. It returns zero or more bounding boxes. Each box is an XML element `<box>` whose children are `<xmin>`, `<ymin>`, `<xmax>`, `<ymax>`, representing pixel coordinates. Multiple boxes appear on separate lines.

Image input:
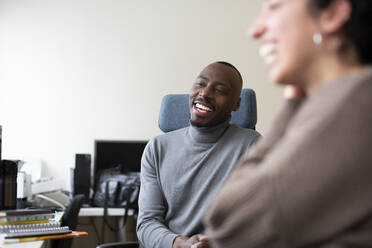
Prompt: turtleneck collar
<box><xmin>187</xmin><ymin>119</ymin><xmax>231</xmax><ymax>144</ymax></box>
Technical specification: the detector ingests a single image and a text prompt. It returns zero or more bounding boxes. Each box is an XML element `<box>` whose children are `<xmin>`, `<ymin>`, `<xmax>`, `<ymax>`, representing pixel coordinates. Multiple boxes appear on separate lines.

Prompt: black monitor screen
<box><xmin>94</xmin><ymin>140</ymin><xmax>148</xmax><ymax>177</ymax></box>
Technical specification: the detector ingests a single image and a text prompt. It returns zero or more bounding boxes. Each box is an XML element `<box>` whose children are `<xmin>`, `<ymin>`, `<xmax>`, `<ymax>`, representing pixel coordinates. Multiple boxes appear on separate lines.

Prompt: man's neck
<box><xmin>188</xmin><ymin>119</ymin><xmax>230</xmax><ymax>144</ymax></box>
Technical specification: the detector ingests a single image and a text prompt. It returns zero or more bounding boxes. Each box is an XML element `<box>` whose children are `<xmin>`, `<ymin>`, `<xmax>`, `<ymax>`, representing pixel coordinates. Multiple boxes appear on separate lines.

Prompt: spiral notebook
<box><xmin>1</xmin><ymin>231</ymin><xmax>88</xmax><ymax>244</ymax></box>
<box><xmin>0</xmin><ymin>222</ymin><xmax>71</xmax><ymax>239</ymax></box>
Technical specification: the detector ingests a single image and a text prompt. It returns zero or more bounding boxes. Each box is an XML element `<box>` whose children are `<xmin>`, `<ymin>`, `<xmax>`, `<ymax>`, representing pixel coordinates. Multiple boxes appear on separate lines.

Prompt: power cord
<box><xmin>34</xmin><ymin>194</ymin><xmax>66</xmax><ymax>210</ymax></box>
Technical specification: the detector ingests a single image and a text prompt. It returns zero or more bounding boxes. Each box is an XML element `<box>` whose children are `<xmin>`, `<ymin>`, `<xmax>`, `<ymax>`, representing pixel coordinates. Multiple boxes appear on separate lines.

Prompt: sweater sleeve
<box><xmin>136</xmin><ymin>141</ymin><xmax>178</xmax><ymax>248</ymax></box>
<box><xmin>204</xmin><ymin>84</ymin><xmax>372</xmax><ymax>248</ymax></box>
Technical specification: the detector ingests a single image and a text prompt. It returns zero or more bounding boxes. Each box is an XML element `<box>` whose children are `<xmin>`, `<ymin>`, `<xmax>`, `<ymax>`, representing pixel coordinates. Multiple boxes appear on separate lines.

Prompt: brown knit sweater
<box><xmin>204</xmin><ymin>67</ymin><xmax>372</xmax><ymax>248</ymax></box>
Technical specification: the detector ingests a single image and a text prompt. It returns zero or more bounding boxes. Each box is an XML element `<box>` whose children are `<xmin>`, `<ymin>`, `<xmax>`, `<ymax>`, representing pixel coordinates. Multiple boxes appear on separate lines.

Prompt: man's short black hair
<box><xmin>216</xmin><ymin>61</ymin><xmax>243</xmax><ymax>87</ymax></box>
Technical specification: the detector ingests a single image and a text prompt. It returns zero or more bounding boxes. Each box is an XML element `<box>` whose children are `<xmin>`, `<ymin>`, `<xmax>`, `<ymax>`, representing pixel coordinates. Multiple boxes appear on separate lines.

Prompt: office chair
<box><xmin>97</xmin><ymin>241</ymin><xmax>139</xmax><ymax>248</ymax></box>
<box><xmin>51</xmin><ymin>194</ymin><xmax>85</xmax><ymax>248</ymax></box>
<box><xmin>95</xmin><ymin>88</ymin><xmax>257</xmax><ymax>248</ymax></box>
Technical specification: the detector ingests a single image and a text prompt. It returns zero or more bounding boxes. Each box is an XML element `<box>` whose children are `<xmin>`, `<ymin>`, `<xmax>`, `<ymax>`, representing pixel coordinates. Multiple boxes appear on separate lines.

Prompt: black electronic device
<box><xmin>92</xmin><ymin>140</ymin><xmax>146</xmax><ymax>208</ymax></box>
<box><xmin>0</xmin><ymin>160</ymin><xmax>18</xmax><ymax>210</ymax></box>
<box><xmin>93</xmin><ymin>140</ymin><xmax>147</xmax><ymax>175</ymax></box>
<box><xmin>72</xmin><ymin>154</ymin><xmax>91</xmax><ymax>203</ymax></box>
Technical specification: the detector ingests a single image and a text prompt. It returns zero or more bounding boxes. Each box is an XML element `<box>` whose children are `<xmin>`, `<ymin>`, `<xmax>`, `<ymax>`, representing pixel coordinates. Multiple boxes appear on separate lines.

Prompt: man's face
<box><xmin>189</xmin><ymin>63</ymin><xmax>241</xmax><ymax>127</ymax></box>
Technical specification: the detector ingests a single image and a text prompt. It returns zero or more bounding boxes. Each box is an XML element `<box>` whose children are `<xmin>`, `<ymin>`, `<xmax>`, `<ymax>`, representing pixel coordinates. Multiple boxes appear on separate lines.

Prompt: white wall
<box><xmin>0</xmin><ymin>0</ymin><xmax>282</xmax><ymax>188</ymax></box>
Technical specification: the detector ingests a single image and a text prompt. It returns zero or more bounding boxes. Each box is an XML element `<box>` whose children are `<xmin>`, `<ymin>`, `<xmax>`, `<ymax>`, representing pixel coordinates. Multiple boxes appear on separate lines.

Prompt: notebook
<box><xmin>0</xmin><ymin>213</ymin><xmax>55</xmax><ymax>225</ymax></box>
<box><xmin>0</xmin><ymin>209</ymin><xmax>53</xmax><ymax>217</ymax></box>
<box><xmin>1</xmin><ymin>231</ymin><xmax>88</xmax><ymax>244</ymax></box>
<box><xmin>0</xmin><ymin>222</ymin><xmax>71</xmax><ymax>239</ymax></box>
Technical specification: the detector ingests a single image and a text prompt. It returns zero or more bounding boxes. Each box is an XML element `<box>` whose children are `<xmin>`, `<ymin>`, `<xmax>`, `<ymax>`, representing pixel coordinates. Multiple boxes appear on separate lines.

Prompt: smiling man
<box><xmin>136</xmin><ymin>62</ymin><xmax>261</xmax><ymax>248</ymax></box>
<box><xmin>190</xmin><ymin>62</ymin><xmax>243</xmax><ymax>127</ymax></box>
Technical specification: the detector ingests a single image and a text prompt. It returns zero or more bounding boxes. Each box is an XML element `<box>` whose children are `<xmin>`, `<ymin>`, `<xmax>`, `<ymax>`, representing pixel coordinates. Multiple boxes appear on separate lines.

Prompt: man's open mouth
<box><xmin>194</xmin><ymin>102</ymin><xmax>213</xmax><ymax>113</ymax></box>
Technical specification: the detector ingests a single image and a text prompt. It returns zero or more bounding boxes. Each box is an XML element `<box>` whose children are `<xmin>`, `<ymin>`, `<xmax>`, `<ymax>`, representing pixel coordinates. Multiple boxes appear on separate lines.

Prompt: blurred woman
<box><xmin>203</xmin><ymin>0</ymin><xmax>372</xmax><ymax>247</ymax></box>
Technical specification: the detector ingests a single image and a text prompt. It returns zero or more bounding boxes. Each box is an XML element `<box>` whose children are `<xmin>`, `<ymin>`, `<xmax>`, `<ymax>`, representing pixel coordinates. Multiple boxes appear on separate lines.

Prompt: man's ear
<box><xmin>233</xmin><ymin>97</ymin><xmax>241</xmax><ymax>112</ymax></box>
<box><xmin>319</xmin><ymin>0</ymin><xmax>351</xmax><ymax>34</ymax></box>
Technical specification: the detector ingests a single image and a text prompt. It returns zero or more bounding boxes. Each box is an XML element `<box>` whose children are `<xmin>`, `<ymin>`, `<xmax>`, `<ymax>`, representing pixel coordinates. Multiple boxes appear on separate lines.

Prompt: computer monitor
<box><xmin>93</xmin><ymin>140</ymin><xmax>148</xmax><ymax>176</ymax></box>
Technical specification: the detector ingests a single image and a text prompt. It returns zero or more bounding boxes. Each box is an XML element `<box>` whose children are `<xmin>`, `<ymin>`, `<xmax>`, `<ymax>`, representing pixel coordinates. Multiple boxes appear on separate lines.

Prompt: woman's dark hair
<box><xmin>309</xmin><ymin>0</ymin><xmax>372</xmax><ymax>64</ymax></box>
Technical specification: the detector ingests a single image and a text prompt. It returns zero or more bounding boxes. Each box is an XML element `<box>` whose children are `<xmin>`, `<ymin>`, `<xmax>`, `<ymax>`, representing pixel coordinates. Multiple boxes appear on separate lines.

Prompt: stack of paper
<box><xmin>0</xmin><ymin>209</ymin><xmax>87</xmax><ymax>244</ymax></box>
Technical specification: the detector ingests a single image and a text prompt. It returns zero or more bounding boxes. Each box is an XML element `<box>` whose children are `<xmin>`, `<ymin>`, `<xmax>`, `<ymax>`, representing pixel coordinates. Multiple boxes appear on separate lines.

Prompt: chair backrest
<box><xmin>158</xmin><ymin>88</ymin><xmax>257</xmax><ymax>132</ymax></box>
<box><xmin>51</xmin><ymin>194</ymin><xmax>85</xmax><ymax>248</ymax></box>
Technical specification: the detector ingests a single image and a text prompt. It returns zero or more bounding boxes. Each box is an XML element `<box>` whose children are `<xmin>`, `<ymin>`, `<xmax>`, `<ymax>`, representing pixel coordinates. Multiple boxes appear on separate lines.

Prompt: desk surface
<box><xmin>1</xmin><ymin>240</ymin><xmax>44</xmax><ymax>248</ymax></box>
<box><xmin>79</xmin><ymin>207</ymin><xmax>133</xmax><ymax>217</ymax></box>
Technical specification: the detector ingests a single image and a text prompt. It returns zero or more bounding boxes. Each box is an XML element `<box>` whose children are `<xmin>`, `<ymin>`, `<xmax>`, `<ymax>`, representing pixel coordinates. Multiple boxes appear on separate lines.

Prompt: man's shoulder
<box><xmin>145</xmin><ymin>127</ymin><xmax>189</xmax><ymax>151</ymax></box>
<box><xmin>221</xmin><ymin>124</ymin><xmax>261</xmax><ymax>148</ymax></box>
<box><xmin>228</xmin><ymin>124</ymin><xmax>261</xmax><ymax>139</ymax></box>
<box><xmin>151</xmin><ymin>126</ymin><xmax>188</xmax><ymax>143</ymax></box>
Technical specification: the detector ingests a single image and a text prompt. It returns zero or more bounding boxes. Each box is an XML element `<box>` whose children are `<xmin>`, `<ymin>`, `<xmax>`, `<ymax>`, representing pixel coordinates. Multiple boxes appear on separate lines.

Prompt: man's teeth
<box><xmin>195</xmin><ymin>103</ymin><xmax>212</xmax><ymax>112</ymax></box>
<box><xmin>259</xmin><ymin>44</ymin><xmax>277</xmax><ymax>64</ymax></box>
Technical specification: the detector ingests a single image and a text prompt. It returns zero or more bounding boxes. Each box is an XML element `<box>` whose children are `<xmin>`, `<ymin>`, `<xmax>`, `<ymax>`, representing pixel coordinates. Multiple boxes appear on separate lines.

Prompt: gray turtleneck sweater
<box><xmin>136</xmin><ymin>120</ymin><xmax>260</xmax><ymax>248</ymax></box>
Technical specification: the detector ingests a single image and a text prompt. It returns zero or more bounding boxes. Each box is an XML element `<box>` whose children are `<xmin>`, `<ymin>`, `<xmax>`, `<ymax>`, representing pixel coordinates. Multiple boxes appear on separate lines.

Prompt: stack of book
<box><xmin>0</xmin><ymin>209</ymin><xmax>55</xmax><ymax>225</ymax></box>
<box><xmin>0</xmin><ymin>209</ymin><xmax>87</xmax><ymax>244</ymax></box>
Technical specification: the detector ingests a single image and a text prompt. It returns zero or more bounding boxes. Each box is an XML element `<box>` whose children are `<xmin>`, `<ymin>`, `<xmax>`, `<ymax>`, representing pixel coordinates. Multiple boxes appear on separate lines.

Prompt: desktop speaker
<box><xmin>72</xmin><ymin>154</ymin><xmax>91</xmax><ymax>203</ymax></box>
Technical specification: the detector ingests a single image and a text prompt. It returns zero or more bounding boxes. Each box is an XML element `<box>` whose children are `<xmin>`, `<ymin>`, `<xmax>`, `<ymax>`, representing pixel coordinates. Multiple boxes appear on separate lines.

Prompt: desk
<box><xmin>79</xmin><ymin>207</ymin><xmax>133</xmax><ymax>217</ymax></box>
<box><xmin>1</xmin><ymin>208</ymin><xmax>133</xmax><ymax>248</ymax></box>
<box><xmin>73</xmin><ymin>207</ymin><xmax>136</xmax><ymax>248</ymax></box>
<box><xmin>0</xmin><ymin>209</ymin><xmax>102</xmax><ymax>248</ymax></box>
<box><xmin>1</xmin><ymin>240</ymin><xmax>44</xmax><ymax>248</ymax></box>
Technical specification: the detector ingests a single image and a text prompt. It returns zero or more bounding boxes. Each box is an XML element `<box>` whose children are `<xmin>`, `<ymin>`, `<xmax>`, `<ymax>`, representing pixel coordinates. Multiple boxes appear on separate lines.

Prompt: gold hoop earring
<box><xmin>313</xmin><ymin>33</ymin><xmax>323</xmax><ymax>45</ymax></box>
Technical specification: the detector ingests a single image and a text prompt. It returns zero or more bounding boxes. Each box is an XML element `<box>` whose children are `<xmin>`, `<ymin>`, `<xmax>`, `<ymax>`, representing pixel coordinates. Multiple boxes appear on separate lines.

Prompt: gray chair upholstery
<box><xmin>158</xmin><ymin>88</ymin><xmax>257</xmax><ymax>132</ymax></box>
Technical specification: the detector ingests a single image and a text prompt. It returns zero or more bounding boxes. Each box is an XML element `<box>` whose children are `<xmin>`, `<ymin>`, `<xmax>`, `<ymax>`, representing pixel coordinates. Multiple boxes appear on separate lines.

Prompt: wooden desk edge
<box><xmin>78</xmin><ymin>207</ymin><xmax>134</xmax><ymax>217</ymax></box>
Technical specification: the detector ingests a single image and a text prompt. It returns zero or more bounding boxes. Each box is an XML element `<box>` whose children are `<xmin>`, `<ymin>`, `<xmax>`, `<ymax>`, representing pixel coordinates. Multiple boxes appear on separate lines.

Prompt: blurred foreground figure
<box><xmin>204</xmin><ymin>0</ymin><xmax>372</xmax><ymax>247</ymax></box>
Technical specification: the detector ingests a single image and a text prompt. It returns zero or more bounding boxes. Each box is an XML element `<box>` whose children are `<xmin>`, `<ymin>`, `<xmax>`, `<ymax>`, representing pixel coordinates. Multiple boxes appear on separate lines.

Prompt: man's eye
<box><xmin>194</xmin><ymin>81</ymin><xmax>205</xmax><ymax>87</ymax></box>
<box><xmin>215</xmin><ymin>88</ymin><xmax>228</xmax><ymax>94</ymax></box>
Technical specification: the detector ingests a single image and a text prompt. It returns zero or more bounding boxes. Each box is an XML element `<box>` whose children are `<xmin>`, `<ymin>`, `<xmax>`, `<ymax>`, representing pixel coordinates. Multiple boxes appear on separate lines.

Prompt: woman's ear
<box><xmin>319</xmin><ymin>0</ymin><xmax>351</xmax><ymax>34</ymax></box>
